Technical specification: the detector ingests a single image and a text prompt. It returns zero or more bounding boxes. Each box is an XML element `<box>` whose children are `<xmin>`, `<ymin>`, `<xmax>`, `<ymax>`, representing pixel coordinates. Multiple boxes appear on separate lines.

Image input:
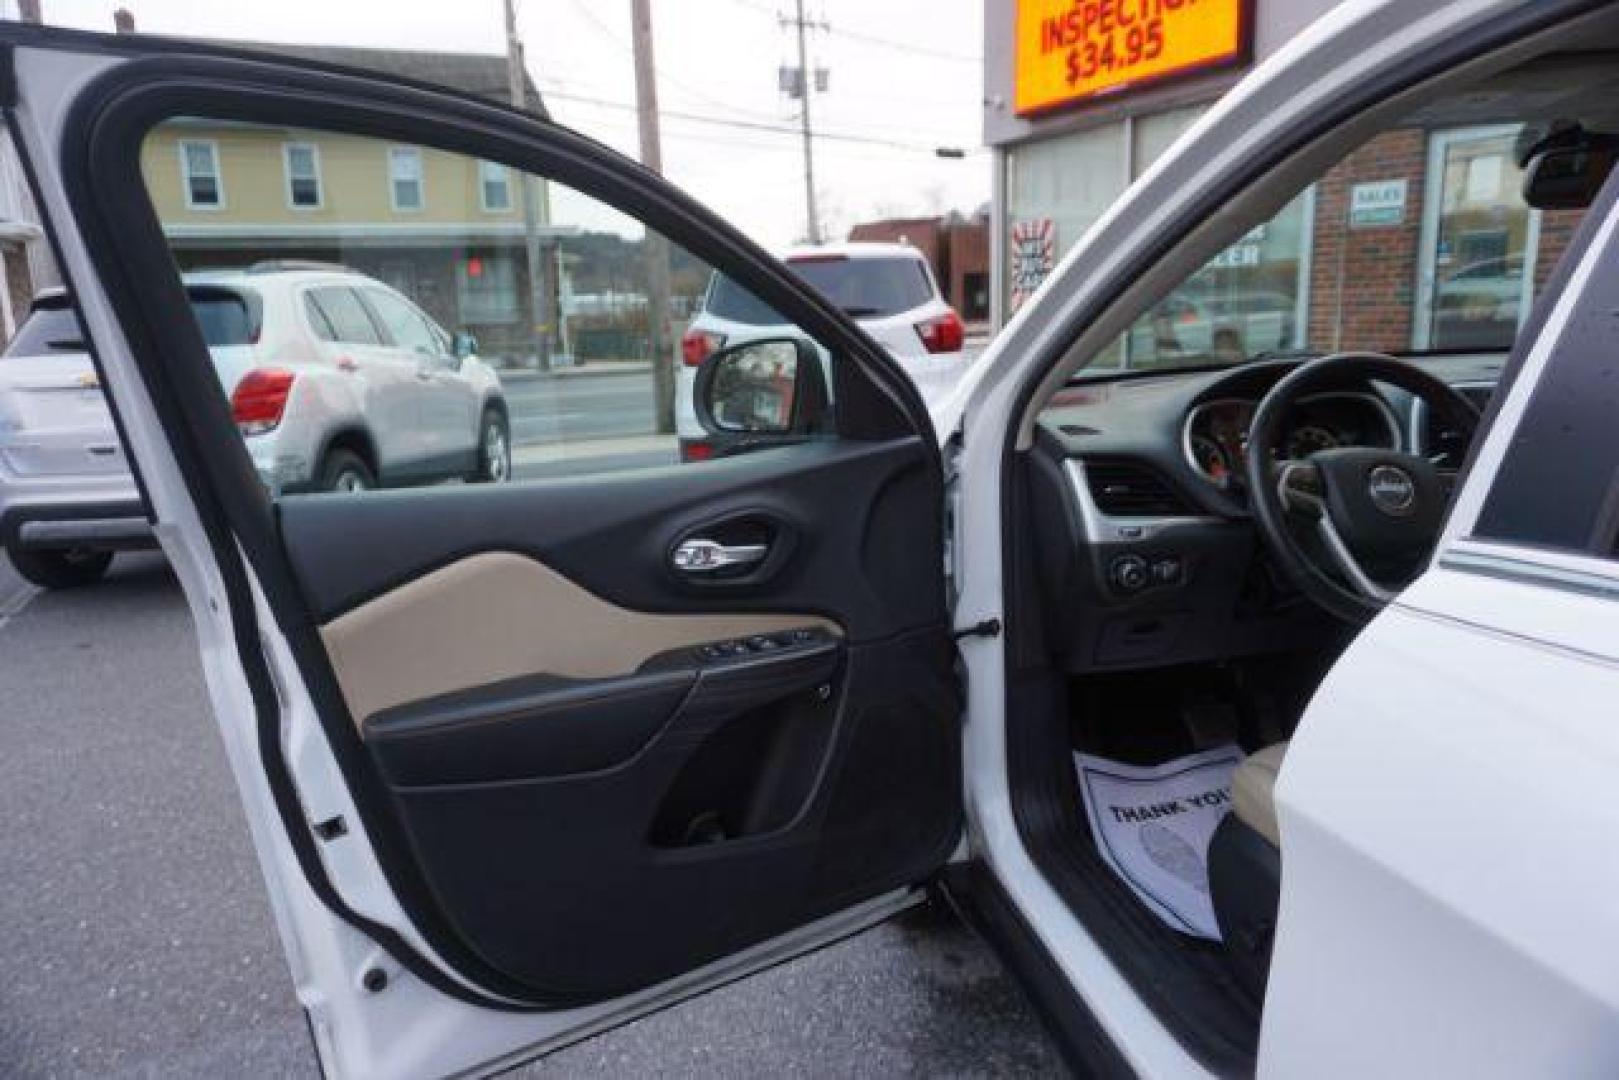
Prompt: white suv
<box><xmin>0</xmin><ymin>263</ymin><xmax>508</xmax><ymax>587</ymax></box>
<box><xmin>676</xmin><ymin>242</ymin><xmax>967</xmax><ymax>459</ymax></box>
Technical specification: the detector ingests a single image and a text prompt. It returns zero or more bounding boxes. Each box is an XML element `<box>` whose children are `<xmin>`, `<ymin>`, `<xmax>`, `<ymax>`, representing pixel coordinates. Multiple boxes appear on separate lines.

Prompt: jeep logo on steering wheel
<box><xmin>1367</xmin><ymin>464</ymin><xmax>1417</xmax><ymax>516</ymax></box>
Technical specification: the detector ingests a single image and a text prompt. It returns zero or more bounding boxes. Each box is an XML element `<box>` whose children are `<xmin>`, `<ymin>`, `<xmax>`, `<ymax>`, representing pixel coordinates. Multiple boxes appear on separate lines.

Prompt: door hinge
<box><xmin>952</xmin><ymin>617</ymin><xmax>1001</xmax><ymax>641</ymax></box>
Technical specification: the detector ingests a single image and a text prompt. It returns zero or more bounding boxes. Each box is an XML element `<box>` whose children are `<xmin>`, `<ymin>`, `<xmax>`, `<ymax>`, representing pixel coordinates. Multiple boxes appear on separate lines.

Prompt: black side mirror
<box><xmin>452</xmin><ymin>330</ymin><xmax>479</xmax><ymax>360</ymax></box>
<box><xmin>693</xmin><ymin>337</ymin><xmax>831</xmax><ymax>448</ymax></box>
<box><xmin>1519</xmin><ymin>123</ymin><xmax>1619</xmax><ymax>210</ymax></box>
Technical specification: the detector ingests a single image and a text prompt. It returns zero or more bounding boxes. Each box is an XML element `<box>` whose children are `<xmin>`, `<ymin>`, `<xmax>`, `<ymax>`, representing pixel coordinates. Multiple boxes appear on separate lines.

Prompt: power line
<box><xmin>540</xmin><ymin>87</ymin><xmax>963</xmax><ymax>153</ymax></box>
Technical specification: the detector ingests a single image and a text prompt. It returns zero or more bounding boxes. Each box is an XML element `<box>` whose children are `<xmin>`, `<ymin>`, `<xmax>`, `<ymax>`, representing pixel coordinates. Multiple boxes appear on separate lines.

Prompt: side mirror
<box><xmin>452</xmin><ymin>330</ymin><xmax>479</xmax><ymax>360</ymax></box>
<box><xmin>693</xmin><ymin>337</ymin><xmax>831</xmax><ymax>447</ymax></box>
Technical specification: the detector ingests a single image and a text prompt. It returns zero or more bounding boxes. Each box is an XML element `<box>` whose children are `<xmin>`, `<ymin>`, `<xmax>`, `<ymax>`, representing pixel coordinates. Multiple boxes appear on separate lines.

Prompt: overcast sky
<box><xmin>28</xmin><ymin>0</ymin><xmax>989</xmax><ymax>250</ymax></box>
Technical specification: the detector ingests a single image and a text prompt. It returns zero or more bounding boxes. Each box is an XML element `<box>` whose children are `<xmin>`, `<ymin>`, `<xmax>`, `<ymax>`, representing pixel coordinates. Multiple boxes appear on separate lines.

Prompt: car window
<box><xmin>1067</xmin><ymin>110</ymin><xmax>1596</xmax><ymax>376</ymax></box>
<box><xmin>703</xmin><ymin>273</ymin><xmax>787</xmax><ymax>326</ymax></box>
<box><xmin>4</xmin><ymin>303</ymin><xmax>83</xmax><ymax>356</ymax></box>
<box><xmin>305</xmin><ymin>286</ymin><xmax>383</xmax><ymax>346</ymax></box>
<box><xmin>138</xmin><ymin>118</ymin><xmax>836</xmax><ymax>494</ymax></box>
<box><xmin>187</xmin><ymin>287</ymin><xmax>258</xmax><ymax>347</ymax></box>
<box><xmin>363</xmin><ymin>287</ymin><xmax>441</xmax><ymax>355</ymax></box>
<box><xmin>785</xmin><ymin>256</ymin><xmax>934</xmax><ymax>317</ymax></box>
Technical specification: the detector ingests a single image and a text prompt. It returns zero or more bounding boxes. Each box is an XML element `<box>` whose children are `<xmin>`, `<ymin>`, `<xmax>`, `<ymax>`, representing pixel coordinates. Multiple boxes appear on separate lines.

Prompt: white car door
<box><xmin>6</xmin><ymin>31</ymin><xmax>959</xmax><ymax>1080</ymax></box>
<box><xmin>1263</xmin><ymin>164</ymin><xmax>1619</xmax><ymax>1074</ymax></box>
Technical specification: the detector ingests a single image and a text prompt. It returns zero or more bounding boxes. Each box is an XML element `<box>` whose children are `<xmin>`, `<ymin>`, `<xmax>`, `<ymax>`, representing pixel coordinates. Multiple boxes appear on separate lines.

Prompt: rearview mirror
<box><xmin>693</xmin><ymin>337</ymin><xmax>831</xmax><ymax>443</ymax></box>
<box><xmin>452</xmin><ymin>330</ymin><xmax>479</xmax><ymax>360</ymax></box>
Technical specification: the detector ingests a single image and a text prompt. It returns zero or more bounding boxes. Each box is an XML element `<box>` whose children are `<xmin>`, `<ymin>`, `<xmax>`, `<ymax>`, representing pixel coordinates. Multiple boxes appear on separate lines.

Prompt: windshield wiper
<box><xmin>46</xmin><ymin>339</ymin><xmax>87</xmax><ymax>351</ymax></box>
<box><xmin>839</xmin><ymin>306</ymin><xmax>882</xmax><ymax>317</ymax></box>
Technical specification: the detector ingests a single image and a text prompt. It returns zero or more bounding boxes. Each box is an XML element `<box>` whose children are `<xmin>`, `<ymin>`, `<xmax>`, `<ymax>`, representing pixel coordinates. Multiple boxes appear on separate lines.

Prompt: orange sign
<box><xmin>1014</xmin><ymin>0</ymin><xmax>1250</xmax><ymax>117</ymax></box>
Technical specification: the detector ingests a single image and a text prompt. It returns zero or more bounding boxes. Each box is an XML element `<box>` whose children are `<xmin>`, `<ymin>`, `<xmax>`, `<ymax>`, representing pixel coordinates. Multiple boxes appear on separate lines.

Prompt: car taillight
<box><xmin>681</xmin><ymin>329</ymin><xmax>727</xmax><ymax>367</ymax></box>
<box><xmin>914</xmin><ymin>309</ymin><xmax>965</xmax><ymax>355</ymax></box>
<box><xmin>231</xmin><ymin>368</ymin><xmax>296</xmax><ymax>435</ymax></box>
<box><xmin>681</xmin><ymin>440</ymin><xmax>715</xmax><ymax>462</ymax></box>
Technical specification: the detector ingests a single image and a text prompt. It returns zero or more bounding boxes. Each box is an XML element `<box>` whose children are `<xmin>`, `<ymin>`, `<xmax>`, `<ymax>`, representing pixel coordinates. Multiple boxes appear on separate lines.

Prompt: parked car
<box><xmin>676</xmin><ymin>241</ymin><xmax>967</xmax><ymax>459</ymax></box>
<box><xmin>0</xmin><ymin>263</ymin><xmax>508</xmax><ymax>588</ymax></box>
<box><xmin>1128</xmin><ymin>289</ymin><xmax>1297</xmax><ymax>365</ymax></box>
<box><xmin>17</xmin><ymin>5</ymin><xmax>1619</xmax><ymax>1077</ymax></box>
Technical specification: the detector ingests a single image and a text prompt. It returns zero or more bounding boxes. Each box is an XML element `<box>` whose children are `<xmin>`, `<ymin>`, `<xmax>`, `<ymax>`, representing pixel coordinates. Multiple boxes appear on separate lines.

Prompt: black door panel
<box><xmin>279</xmin><ymin>438</ymin><xmax>943</xmax><ymax>639</ymax></box>
<box><xmin>277</xmin><ymin>437</ymin><xmax>959</xmax><ymax>999</ymax></box>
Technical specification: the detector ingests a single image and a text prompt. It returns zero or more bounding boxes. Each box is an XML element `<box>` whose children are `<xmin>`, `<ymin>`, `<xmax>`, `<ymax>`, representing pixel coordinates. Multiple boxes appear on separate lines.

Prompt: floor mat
<box><xmin>1074</xmin><ymin>745</ymin><xmax>1244</xmax><ymax>940</ymax></box>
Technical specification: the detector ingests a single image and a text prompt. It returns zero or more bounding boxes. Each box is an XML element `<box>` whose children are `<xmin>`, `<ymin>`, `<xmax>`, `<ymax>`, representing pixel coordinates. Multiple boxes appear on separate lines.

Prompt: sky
<box><xmin>25</xmin><ymin>0</ymin><xmax>990</xmax><ymax>250</ymax></box>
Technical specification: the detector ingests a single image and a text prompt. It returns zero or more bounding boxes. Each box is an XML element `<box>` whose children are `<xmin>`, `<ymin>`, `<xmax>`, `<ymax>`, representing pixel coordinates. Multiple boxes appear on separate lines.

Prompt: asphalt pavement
<box><xmin>0</xmin><ymin>551</ymin><xmax>1066</xmax><ymax>1078</ymax></box>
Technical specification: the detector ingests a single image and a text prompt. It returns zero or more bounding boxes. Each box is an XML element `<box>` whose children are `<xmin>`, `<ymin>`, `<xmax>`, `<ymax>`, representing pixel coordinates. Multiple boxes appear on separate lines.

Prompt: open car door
<box><xmin>5</xmin><ymin>27</ymin><xmax>962</xmax><ymax>1077</ymax></box>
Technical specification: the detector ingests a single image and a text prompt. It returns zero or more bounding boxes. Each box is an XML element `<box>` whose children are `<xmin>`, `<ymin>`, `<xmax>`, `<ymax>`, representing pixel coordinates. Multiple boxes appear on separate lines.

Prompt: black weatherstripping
<box><xmin>44</xmin><ymin>33</ymin><xmax>955</xmax><ymax>1007</ymax></box>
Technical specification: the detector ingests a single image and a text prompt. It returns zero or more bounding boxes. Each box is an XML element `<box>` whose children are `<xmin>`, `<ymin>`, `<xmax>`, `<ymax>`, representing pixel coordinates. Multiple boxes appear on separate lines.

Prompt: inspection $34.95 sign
<box><xmin>1014</xmin><ymin>0</ymin><xmax>1250</xmax><ymax>117</ymax></box>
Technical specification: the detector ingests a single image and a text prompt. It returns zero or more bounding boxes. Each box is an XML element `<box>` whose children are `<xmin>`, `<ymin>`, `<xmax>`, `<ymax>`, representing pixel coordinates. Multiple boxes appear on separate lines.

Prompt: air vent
<box><xmin>1083</xmin><ymin>458</ymin><xmax>1192</xmax><ymax>517</ymax></box>
<box><xmin>1421</xmin><ymin>384</ymin><xmax>1494</xmax><ymax>466</ymax></box>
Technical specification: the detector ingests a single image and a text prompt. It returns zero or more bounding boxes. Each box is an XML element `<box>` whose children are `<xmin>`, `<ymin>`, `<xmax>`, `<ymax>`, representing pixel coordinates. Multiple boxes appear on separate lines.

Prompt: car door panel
<box><xmin>278</xmin><ymin>436</ymin><xmax>958</xmax><ymax>997</ymax></box>
<box><xmin>9</xmin><ymin>32</ymin><xmax>960</xmax><ymax>1068</ymax></box>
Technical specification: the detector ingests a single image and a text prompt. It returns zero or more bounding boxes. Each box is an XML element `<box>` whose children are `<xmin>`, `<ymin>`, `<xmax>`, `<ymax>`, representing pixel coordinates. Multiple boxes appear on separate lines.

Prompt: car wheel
<box><xmin>319</xmin><ymin>448</ymin><xmax>375</xmax><ymax>493</ymax></box>
<box><xmin>473</xmin><ymin>408</ymin><xmax>511</xmax><ymax>483</ymax></box>
<box><xmin>1213</xmin><ymin>329</ymin><xmax>1245</xmax><ymax>363</ymax></box>
<box><xmin>7</xmin><ymin>545</ymin><xmax>113</xmax><ymax>589</ymax></box>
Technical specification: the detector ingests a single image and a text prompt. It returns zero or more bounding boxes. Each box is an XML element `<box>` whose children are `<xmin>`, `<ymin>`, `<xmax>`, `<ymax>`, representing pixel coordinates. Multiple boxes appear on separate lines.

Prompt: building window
<box><xmin>389</xmin><ymin>147</ymin><xmax>424</xmax><ymax>211</ymax></box>
<box><xmin>456</xmin><ymin>254</ymin><xmax>519</xmax><ymax>324</ymax></box>
<box><xmin>178</xmin><ymin>139</ymin><xmax>222</xmax><ymax>209</ymax></box>
<box><xmin>283</xmin><ymin>142</ymin><xmax>322</xmax><ymax>209</ymax></box>
<box><xmin>479</xmin><ymin>160</ymin><xmax>513</xmax><ymax>212</ymax></box>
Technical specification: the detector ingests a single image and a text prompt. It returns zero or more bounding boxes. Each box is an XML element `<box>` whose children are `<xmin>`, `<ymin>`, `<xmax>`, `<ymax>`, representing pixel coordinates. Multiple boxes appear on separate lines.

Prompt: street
<box><xmin>0</xmin><ymin>551</ymin><xmax>1065</xmax><ymax>1078</ymax></box>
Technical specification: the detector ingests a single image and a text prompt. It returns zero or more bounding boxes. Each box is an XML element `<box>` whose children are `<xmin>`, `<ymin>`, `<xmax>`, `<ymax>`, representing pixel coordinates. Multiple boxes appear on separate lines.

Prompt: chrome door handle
<box><xmin>672</xmin><ymin>539</ymin><xmax>769</xmax><ymax>573</ymax></box>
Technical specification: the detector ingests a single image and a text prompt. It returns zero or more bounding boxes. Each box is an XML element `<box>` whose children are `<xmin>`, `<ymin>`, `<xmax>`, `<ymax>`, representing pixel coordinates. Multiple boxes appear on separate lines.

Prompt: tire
<box><xmin>7</xmin><ymin>545</ymin><xmax>113</xmax><ymax>589</ymax></box>
<box><xmin>318</xmin><ymin>448</ymin><xmax>376</xmax><ymax>493</ymax></box>
<box><xmin>1212</xmin><ymin>329</ymin><xmax>1245</xmax><ymax>363</ymax></box>
<box><xmin>472</xmin><ymin>408</ymin><xmax>511</xmax><ymax>484</ymax></box>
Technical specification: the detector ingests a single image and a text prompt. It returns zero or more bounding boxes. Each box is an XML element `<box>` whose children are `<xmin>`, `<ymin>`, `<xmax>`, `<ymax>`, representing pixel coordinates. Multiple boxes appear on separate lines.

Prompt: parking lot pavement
<box><xmin>0</xmin><ymin>553</ymin><xmax>1067</xmax><ymax>1078</ymax></box>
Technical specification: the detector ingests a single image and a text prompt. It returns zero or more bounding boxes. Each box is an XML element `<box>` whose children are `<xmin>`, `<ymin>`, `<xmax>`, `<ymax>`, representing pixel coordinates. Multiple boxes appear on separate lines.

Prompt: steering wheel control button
<box><xmin>1109</xmin><ymin>554</ymin><xmax>1150</xmax><ymax>594</ymax></box>
<box><xmin>1366</xmin><ymin>464</ymin><xmax>1417</xmax><ymax>516</ymax></box>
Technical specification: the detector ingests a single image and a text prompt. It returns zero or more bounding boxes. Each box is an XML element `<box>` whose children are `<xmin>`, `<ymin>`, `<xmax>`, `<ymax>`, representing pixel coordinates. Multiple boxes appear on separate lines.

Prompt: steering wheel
<box><xmin>1244</xmin><ymin>353</ymin><xmax>1480</xmax><ymax>623</ymax></box>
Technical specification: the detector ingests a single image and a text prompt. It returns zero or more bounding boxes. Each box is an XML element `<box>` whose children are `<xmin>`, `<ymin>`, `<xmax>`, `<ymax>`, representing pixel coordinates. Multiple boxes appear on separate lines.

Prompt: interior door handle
<box><xmin>672</xmin><ymin>539</ymin><xmax>769</xmax><ymax>573</ymax></box>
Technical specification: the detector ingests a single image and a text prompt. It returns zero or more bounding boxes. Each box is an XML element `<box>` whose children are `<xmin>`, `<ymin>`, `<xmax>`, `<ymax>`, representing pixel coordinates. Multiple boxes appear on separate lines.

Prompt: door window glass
<box><xmin>364</xmin><ymin>287</ymin><xmax>441</xmax><ymax>355</ymax></box>
<box><xmin>138</xmin><ymin>118</ymin><xmax>838</xmax><ymax>495</ymax></box>
<box><xmin>306</xmin><ymin>287</ymin><xmax>383</xmax><ymax>345</ymax></box>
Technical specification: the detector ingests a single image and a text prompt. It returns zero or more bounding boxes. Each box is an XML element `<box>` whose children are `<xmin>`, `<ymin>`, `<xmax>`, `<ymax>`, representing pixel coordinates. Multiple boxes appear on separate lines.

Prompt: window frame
<box><xmin>388</xmin><ymin>145</ymin><xmax>425</xmax><ymax>212</ymax></box>
<box><xmin>282</xmin><ymin>140</ymin><xmax>323</xmax><ymax>211</ymax></box>
<box><xmin>176</xmin><ymin>137</ymin><xmax>223</xmax><ymax>210</ymax></box>
<box><xmin>477</xmin><ymin>159</ymin><xmax>511</xmax><ymax>213</ymax></box>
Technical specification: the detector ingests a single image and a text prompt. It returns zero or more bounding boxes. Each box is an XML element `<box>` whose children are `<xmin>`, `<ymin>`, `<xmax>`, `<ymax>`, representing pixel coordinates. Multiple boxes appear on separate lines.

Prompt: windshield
<box><xmin>4</xmin><ymin>287</ymin><xmax>257</xmax><ymax>358</ymax></box>
<box><xmin>1030</xmin><ymin>96</ymin><xmax>1594</xmax><ymax>377</ymax></box>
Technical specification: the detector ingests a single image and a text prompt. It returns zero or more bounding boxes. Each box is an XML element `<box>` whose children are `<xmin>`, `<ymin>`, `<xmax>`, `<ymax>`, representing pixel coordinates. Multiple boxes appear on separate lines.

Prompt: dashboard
<box><xmin>1183</xmin><ymin>393</ymin><xmax>1402</xmax><ymax>489</ymax></box>
<box><xmin>1025</xmin><ymin>354</ymin><xmax>1502</xmax><ymax>675</ymax></box>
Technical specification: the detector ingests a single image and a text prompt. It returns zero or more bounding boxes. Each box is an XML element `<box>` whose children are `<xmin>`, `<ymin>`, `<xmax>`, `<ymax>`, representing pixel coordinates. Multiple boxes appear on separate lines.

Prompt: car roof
<box><xmin>781</xmin><ymin>242</ymin><xmax>926</xmax><ymax>262</ymax></box>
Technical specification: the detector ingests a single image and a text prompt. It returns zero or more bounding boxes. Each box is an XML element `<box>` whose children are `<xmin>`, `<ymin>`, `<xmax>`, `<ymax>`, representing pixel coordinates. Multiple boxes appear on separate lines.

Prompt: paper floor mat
<box><xmin>1074</xmin><ymin>745</ymin><xmax>1244</xmax><ymax>940</ymax></box>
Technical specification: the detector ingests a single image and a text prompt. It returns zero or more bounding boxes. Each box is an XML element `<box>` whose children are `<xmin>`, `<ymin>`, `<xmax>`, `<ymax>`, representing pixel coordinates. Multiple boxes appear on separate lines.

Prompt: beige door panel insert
<box><xmin>320</xmin><ymin>551</ymin><xmax>842</xmax><ymax>725</ymax></box>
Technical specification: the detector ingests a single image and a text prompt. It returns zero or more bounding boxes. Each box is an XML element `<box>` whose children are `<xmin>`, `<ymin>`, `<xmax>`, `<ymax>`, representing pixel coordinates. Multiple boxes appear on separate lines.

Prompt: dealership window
<box><xmin>389</xmin><ymin>146</ymin><xmax>425</xmax><ymax>211</ymax></box>
<box><xmin>1414</xmin><ymin>125</ymin><xmax>1540</xmax><ymax>350</ymax></box>
<box><xmin>178</xmin><ymin>139</ymin><xmax>222</xmax><ymax>209</ymax></box>
<box><xmin>283</xmin><ymin>142</ymin><xmax>322</xmax><ymax>209</ymax></box>
<box><xmin>456</xmin><ymin>254</ymin><xmax>519</xmax><ymax>324</ymax></box>
<box><xmin>479</xmin><ymin>160</ymin><xmax>512</xmax><ymax>212</ymax></box>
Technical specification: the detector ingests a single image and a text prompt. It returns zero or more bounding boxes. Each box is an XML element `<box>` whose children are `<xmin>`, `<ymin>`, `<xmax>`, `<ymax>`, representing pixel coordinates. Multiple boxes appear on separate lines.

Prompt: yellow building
<box><xmin>138</xmin><ymin>44</ymin><xmax>563</xmax><ymax>362</ymax></box>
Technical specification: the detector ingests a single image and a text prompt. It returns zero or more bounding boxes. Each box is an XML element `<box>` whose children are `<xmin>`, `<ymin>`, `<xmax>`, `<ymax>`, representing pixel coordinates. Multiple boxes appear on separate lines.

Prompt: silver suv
<box><xmin>0</xmin><ymin>262</ymin><xmax>509</xmax><ymax>587</ymax></box>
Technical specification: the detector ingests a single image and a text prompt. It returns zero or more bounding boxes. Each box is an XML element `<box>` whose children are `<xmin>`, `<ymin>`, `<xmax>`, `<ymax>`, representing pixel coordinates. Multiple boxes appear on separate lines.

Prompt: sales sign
<box><xmin>1348</xmin><ymin>179</ymin><xmax>1407</xmax><ymax>228</ymax></box>
<box><xmin>1014</xmin><ymin>0</ymin><xmax>1251</xmax><ymax>117</ymax></box>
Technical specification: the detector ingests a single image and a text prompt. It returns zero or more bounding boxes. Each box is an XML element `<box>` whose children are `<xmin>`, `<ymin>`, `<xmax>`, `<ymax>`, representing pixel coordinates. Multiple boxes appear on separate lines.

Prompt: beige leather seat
<box><xmin>1231</xmin><ymin>741</ymin><xmax>1288</xmax><ymax>848</ymax></box>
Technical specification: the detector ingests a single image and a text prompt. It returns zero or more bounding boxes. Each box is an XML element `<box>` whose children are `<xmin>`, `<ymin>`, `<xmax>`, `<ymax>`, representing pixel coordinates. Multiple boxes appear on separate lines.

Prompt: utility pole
<box><xmin>631</xmin><ymin>0</ymin><xmax>675</xmax><ymax>434</ymax></box>
<box><xmin>506</xmin><ymin>0</ymin><xmax>553</xmax><ymax>371</ymax></box>
<box><xmin>789</xmin><ymin>0</ymin><xmax>822</xmax><ymax>243</ymax></box>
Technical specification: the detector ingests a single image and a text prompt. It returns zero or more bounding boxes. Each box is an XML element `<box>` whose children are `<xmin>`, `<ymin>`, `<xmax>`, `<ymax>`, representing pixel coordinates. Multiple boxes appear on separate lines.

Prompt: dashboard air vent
<box><xmin>1083</xmin><ymin>458</ymin><xmax>1192</xmax><ymax>517</ymax></box>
